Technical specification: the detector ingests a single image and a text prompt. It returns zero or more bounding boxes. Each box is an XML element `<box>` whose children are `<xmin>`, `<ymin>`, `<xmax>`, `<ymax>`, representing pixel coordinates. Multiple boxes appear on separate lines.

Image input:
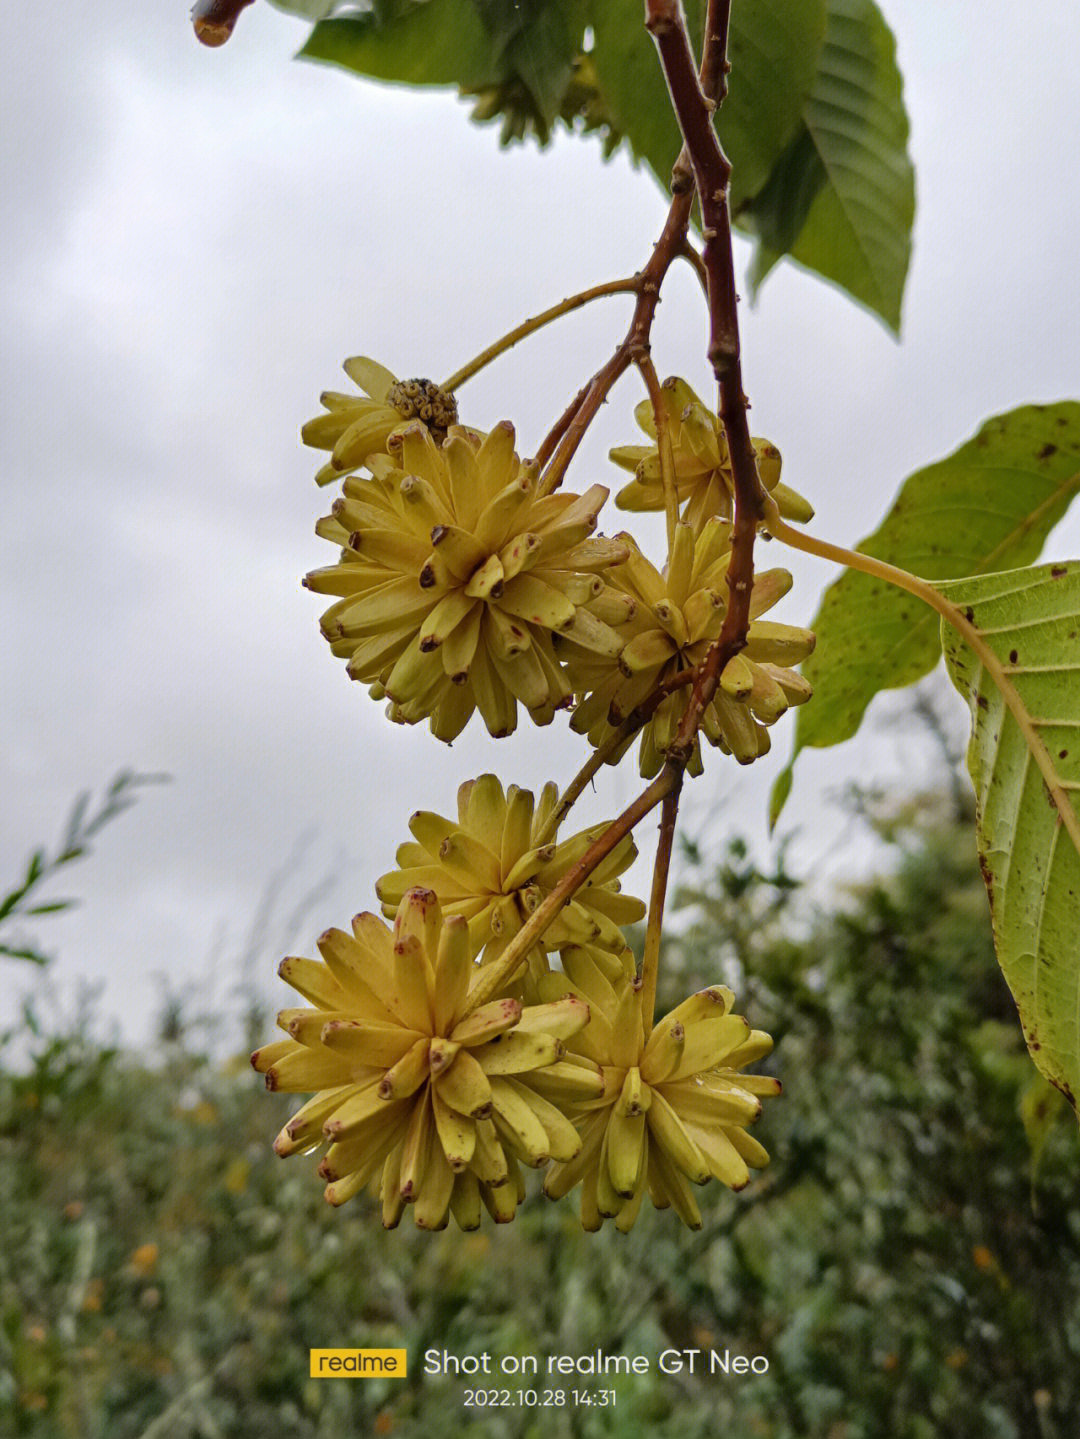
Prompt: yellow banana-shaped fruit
<box><xmin>253</xmin><ymin>887</ymin><xmax>583</xmax><ymax>1230</ymax></box>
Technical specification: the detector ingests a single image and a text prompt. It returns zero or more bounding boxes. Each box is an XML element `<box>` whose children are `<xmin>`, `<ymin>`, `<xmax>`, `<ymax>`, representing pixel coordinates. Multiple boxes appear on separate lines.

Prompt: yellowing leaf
<box><xmin>939</xmin><ymin>563</ymin><xmax>1080</xmax><ymax>1115</ymax></box>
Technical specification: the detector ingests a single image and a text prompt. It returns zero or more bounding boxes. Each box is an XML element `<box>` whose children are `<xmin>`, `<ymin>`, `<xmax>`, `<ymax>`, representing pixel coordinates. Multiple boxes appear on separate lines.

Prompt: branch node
<box><xmin>707</xmin><ymin>339</ymin><xmax>739</xmax><ymax>370</ymax></box>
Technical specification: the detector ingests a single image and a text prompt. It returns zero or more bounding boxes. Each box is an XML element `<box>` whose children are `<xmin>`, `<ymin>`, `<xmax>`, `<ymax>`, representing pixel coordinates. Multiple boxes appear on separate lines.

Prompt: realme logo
<box><xmin>310</xmin><ymin>1349</ymin><xmax>407</xmax><ymax>1378</ymax></box>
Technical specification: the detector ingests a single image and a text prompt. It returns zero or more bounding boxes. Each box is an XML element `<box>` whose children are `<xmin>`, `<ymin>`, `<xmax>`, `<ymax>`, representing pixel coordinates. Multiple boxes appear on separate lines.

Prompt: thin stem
<box><xmin>440</xmin><ymin>277</ymin><xmax>638</xmax><ymax>393</ymax></box>
<box><xmin>761</xmin><ymin>496</ymin><xmax>1080</xmax><ymax>855</ymax></box>
<box><xmin>535</xmin><ymin>731</ymin><xmax>632</xmax><ymax>849</ymax></box>
<box><xmin>467</xmin><ymin>768</ymin><xmax>679</xmax><ymax>1013</ymax></box>
<box><xmin>680</xmin><ymin>241</ymin><xmax>709</xmax><ymax>295</ymax></box>
<box><xmin>760</xmin><ymin>497</ymin><xmax>948</xmax><ymax>605</ymax></box>
<box><xmin>636</xmin><ymin>353</ymin><xmax>680</xmax><ymax>551</ymax></box>
<box><xmin>536</xmin><ymin>348</ymin><xmax>633</xmax><ymax>497</ymax></box>
<box><xmin>701</xmin><ymin>0</ymin><xmax>733</xmax><ymax>104</ymax></box>
<box><xmin>646</xmin><ymin>0</ymin><xmax>765</xmax><ymax>757</ymax></box>
<box><xmin>533</xmin><ymin>376</ymin><xmax>593</xmax><ymax>470</ymax></box>
<box><xmin>640</xmin><ymin>785</ymin><xmax>682</xmax><ymax>1038</ymax></box>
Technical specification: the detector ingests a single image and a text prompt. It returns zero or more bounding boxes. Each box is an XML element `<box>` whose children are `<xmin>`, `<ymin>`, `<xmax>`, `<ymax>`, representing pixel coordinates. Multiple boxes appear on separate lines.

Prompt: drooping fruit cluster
<box><xmin>252</xmin><ymin>888</ymin><xmax>603</xmax><ymax>1229</ymax></box>
<box><xmin>273</xmin><ymin>358</ymin><xmax>812</xmax><ymax>1231</ymax></box>
<box><xmin>538</xmin><ymin>972</ymin><xmax>780</xmax><ymax>1231</ymax></box>
<box><xmin>304</xmin><ymin>419</ymin><xmax>631</xmax><ymax>740</ymax></box>
<box><xmin>375</xmin><ymin>775</ymin><xmax>645</xmax><ymax>982</ymax></box>
<box><xmin>255</xmin><ymin>870</ymin><xmax>779</xmax><ymax>1231</ymax></box>
<box><xmin>610</xmin><ymin>376</ymin><xmax>814</xmax><ymax>529</ymax></box>
<box><xmin>301</xmin><ymin>360</ymin><xmax>816</xmax><ymax>769</ymax></box>
<box><xmin>561</xmin><ymin>519</ymin><xmax>815</xmax><ymax>774</ymax></box>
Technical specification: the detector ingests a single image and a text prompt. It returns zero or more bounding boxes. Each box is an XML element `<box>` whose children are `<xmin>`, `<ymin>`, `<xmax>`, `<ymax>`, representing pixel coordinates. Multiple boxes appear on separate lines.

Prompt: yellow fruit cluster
<box><xmin>375</xmin><ymin>775</ymin><xmax>645</xmax><ymax>983</ymax></box>
<box><xmin>305</xmin><ymin>421</ymin><xmax>630</xmax><ymax>740</ymax></box>
<box><xmin>539</xmin><ymin>973</ymin><xmax>780</xmax><ymax>1231</ymax></box>
<box><xmin>563</xmin><ymin>519</ymin><xmax>814</xmax><ymax>775</ymax></box>
<box><xmin>255</xmin><ymin>774</ymin><xmax>780</xmax><ymax>1232</ymax></box>
<box><xmin>610</xmin><ymin>376</ymin><xmax>814</xmax><ymax>529</ymax></box>
<box><xmin>272</xmin><ymin>367</ymin><xmax>813</xmax><ymax>1229</ymax></box>
<box><xmin>252</xmin><ymin>889</ymin><xmax>603</xmax><ymax>1229</ymax></box>
<box><xmin>301</xmin><ymin>360</ymin><xmax>816</xmax><ymax>766</ymax></box>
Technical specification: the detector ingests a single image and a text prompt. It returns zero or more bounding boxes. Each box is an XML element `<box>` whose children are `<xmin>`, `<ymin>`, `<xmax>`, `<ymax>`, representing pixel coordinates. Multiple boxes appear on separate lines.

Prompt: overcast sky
<box><xmin>3</xmin><ymin>0</ymin><xmax>1079</xmax><ymax>1046</ymax></box>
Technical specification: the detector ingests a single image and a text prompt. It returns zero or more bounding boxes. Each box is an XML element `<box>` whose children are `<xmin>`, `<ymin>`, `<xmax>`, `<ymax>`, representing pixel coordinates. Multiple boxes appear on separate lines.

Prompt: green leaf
<box><xmin>744</xmin><ymin>0</ymin><xmax>914</xmax><ymax>332</ymax></box>
<box><xmin>590</xmin><ymin>0</ymin><xmax>827</xmax><ymax>209</ymax></box>
<box><xmin>26</xmin><ymin>849</ymin><xmax>45</xmax><ymax>885</ymax></box>
<box><xmin>293</xmin><ymin>1</ymin><xmax>908</xmax><ymax>324</ymax></box>
<box><xmin>474</xmin><ymin>0</ymin><xmax>587</xmax><ymax>127</ymax></box>
<box><xmin>0</xmin><ymin>945</ymin><xmax>50</xmax><ymax>966</ymax></box>
<box><xmin>301</xmin><ymin>1</ymin><xmax>498</xmax><ymax>88</ymax></box>
<box><xmin>938</xmin><ymin>563</ymin><xmax>1080</xmax><ymax>1115</ymax></box>
<box><xmin>300</xmin><ymin>1</ymin><xmax>589</xmax><ymax>140</ymax></box>
<box><xmin>588</xmin><ymin>0</ymin><xmax>909</xmax><ymax>326</ymax></box>
<box><xmin>63</xmin><ymin>791</ymin><xmax>91</xmax><ymax>853</ymax></box>
<box><xmin>779</xmin><ymin>403</ymin><xmax>1080</xmax><ymax>815</ymax></box>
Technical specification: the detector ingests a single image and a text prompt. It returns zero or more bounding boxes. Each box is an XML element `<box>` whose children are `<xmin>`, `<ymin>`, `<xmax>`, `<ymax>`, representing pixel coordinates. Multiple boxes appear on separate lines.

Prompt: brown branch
<box><xmin>466</xmin><ymin>2</ymin><xmax>766</xmax><ymax>1019</ymax></box>
<box><xmin>646</xmin><ymin>0</ymin><xmax>767</xmax><ymax>759</ymax></box>
<box><xmin>533</xmin><ymin>375</ymin><xmax>593</xmax><ymax>471</ymax></box>
<box><xmin>701</xmin><ymin>0</ymin><xmax>733</xmax><ymax>105</ymax></box>
<box><xmin>192</xmin><ymin>0</ymin><xmax>254</xmax><ymax>47</ymax></box>
<box><xmin>531</xmin><ymin>3</ymin><xmax>733</xmax><ymax>496</ymax></box>
<box><xmin>679</xmin><ymin>240</ymin><xmax>709</xmax><ymax>295</ymax></box>
<box><xmin>667</xmin><ymin>1</ymin><xmax>730</xmax><ymax>241</ymax></box>
<box><xmin>534</xmin><ymin>348</ymin><xmax>632</xmax><ymax>496</ymax></box>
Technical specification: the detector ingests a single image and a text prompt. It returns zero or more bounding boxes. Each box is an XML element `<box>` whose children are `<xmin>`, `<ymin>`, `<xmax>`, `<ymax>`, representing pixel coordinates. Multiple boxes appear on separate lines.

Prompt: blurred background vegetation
<box><xmin>2</xmin><ymin>743</ymin><xmax>1078</xmax><ymax>1438</ymax></box>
